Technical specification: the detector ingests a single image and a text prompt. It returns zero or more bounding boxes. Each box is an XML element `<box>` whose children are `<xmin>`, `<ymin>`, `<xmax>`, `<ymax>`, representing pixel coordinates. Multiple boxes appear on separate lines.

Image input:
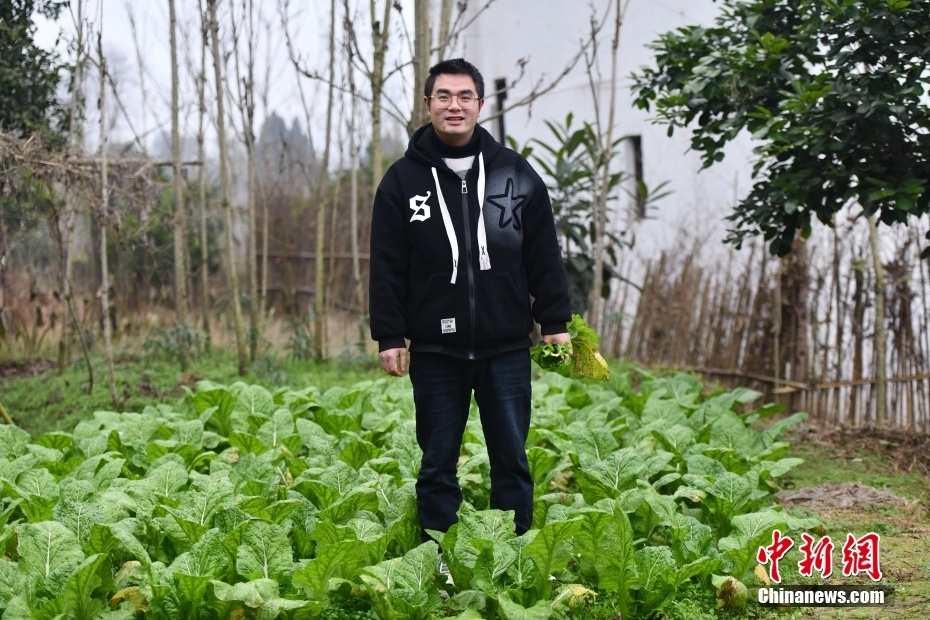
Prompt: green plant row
<box><xmin>0</xmin><ymin>368</ymin><xmax>815</xmax><ymax>619</ymax></box>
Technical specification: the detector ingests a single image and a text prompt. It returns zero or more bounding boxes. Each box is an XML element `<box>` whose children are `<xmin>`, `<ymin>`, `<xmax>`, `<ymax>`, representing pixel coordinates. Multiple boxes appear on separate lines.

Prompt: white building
<box><xmin>458</xmin><ymin>0</ymin><xmax>755</xmax><ymax>255</ymax></box>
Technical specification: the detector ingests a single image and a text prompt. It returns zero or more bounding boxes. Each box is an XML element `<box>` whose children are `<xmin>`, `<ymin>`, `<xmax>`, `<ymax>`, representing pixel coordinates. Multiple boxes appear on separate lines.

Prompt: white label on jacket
<box><xmin>441</xmin><ymin>318</ymin><xmax>456</xmax><ymax>334</ymax></box>
<box><xmin>409</xmin><ymin>192</ymin><xmax>431</xmax><ymax>222</ymax></box>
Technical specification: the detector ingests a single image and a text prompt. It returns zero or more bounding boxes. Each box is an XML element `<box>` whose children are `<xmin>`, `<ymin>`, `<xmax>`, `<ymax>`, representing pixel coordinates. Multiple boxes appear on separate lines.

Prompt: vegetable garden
<box><xmin>0</xmin><ymin>366</ymin><xmax>817</xmax><ymax>619</ymax></box>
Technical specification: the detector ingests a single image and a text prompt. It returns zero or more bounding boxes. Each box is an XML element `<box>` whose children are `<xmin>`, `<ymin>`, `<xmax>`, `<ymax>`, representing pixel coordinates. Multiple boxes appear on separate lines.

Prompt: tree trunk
<box><xmin>98</xmin><ymin>31</ymin><xmax>118</xmax><ymax>406</ymax></box>
<box><xmin>346</xmin><ymin>20</ymin><xmax>367</xmax><ymax>347</ymax></box>
<box><xmin>259</xmin><ymin>170</ymin><xmax>269</xmax><ymax>331</ymax></box>
<box><xmin>850</xmin><ymin>264</ymin><xmax>865</xmax><ymax>424</ymax></box>
<box><xmin>208</xmin><ymin>0</ymin><xmax>248</xmax><ymax>375</ymax></box>
<box><xmin>773</xmin><ymin>258</ymin><xmax>783</xmax><ymax>390</ymax></box>
<box><xmin>314</xmin><ymin>0</ymin><xmax>337</xmax><ymax>361</ymax></box>
<box><xmin>589</xmin><ymin>0</ymin><xmax>625</xmax><ymax>331</ymax></box>
<box><xmin>0</xmin><ymin>178</ymin><xmax>6</xmax><ymax>341</ymax></box>
<box><xmin>790</xmin><ymin>237</ymin><xmax>809</xmax><ymax>414</ymax></box>
<box><xmin>197</xmin><ymin>0</ymin><xmax>211</xmax><ymax>346</ymax></box>
<box><xmin>409</xmin><ymin>0</ymin><xmax>430</xmax><ymax>134</ymax></box>
<box><xmin>368</xmin><ymin>0</ymin><xmax>393</xmax><ymax>190</ymax></box>
<box><xmin>231</xmin><ymin>0</ymin><xmax>260</xmax><ymax>362</ymax></box>
<box><xmin>169</xmin><ymin>0</ymin><xmax>190</xmax><ymax>371</ymax></box>
<box><xmin>59</xmin><ymin>0</ymin><xmax>84</xmax><ymax>374</ymax></box>
<box><xmin>437</xmin><ymin>0</ymin><xmax>454</xmax><ymax>60</ymax></box>
<box><xmin>868</xmin><ymin>215</ymin><xmax>886</xmax><ymax>425</ymax></box>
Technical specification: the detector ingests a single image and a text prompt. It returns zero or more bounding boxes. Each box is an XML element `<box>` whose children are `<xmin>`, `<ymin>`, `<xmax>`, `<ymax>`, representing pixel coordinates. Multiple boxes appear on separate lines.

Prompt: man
<box><xmin>369</xmin><ymin>58</ymin><xmax>572</xmax><ymax>547</ymax></box>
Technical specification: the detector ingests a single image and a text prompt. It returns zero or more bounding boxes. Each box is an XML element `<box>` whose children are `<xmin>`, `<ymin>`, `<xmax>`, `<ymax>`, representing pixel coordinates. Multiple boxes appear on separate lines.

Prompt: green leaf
<box><xmin>145</xmin><ymin>459</ymin><xmax>189</xmax><ymax>497</ymax></box>
<box><xmin>61</xmin><ymin>553</ymin><xmax>110</xmax><ymax>620</ymax></box>
<box><xmin>232</xmin><ymin>384</ymin><xmax>276</xmax><ymax>421</ymax></box>
<box><xmin>194</xmin><ymin>389</ymin><xmax>237</xmax><ymax>436</ymax></box>
<box><xmin>209</xmin><ymin>577</ymin><xmax>278</xmax><ymax>609</ymax></box>
<box><xmin>339</xmin><ymin>438</ymin><xmax>382</xmax><ymax>470</ymax></box>
<box><xmin>634</xmin><ymin>545</ymin><xmax>677</xmax><ymax>610</ymax></box>
<box><xmin>17</xmin><ymin>521</ymin><xmax>84</xmax><ymax>579</ymax></box>
<box><xmin>175</xmin><ymin>472</ymin><xmax>235</xmax><ymax>527</ymax></box>
<box><xmin>472</xmin><ymin>540</ymin><xmax>517</xmax><ymax>597</ymax></box>
<box><xmin>394</xmin><ymin>541</ymin><xmax>438</xmax><ymax>592</ymax></box>
<box><xmin>524</xmin><ymin>517</ymin><xmax>582</xmax><ymax>597</ymax></box>
<box><xmin>52</xmin><ymin>500</ymin><xmax>105</xmax><ymax>548</ymax></box>
<box><xmin>497</xmin><ymin>592</ymin><xmax>553</xmax><ymax>620</ymax></box>
<box><xmin>577</xmin><ymin>448</ymin><xmax>644</xmax><ymax>501</ymax></box>
<box><xmin>228</xmin><ymin>431</ymin><xmax>270</xmax><ymax>455</ymax></box>
<box><xmin>293</xmin><ymin>539</ymin><xmax>370</xmax><ymax>600</ymax></box>
<box><xmin>168</xmin><ymin>573</ymin><xmax>212</xmax><ymax>619</ymax></box>
<box><xmin>453</xmin><ymin>510</ymin><xmax>518</xmax><ymax>573</ymax></box>
<box><xmin>575</xmin><ymin>505</ymin><xmax>634</xmax><ymax>594</ymax></box>
<box><xmin>34</xmin><ymin>432</ymin><xmax>73</xmax><ymax>451</ymax></box>
<box><xmin>256</xmin><ymin>409</ymin><xmax>295</xmax><ymax>449</ymax></box>
<box><xmin>170</xmin><ymin>528</ymin><xmax>229</xmax><ymax>578</ymax></box>
<box><xmin>527</xmin><ymin>447</ymin><xmax>561</xmax><ymax>490</ymax></box>
<box><xmin>296</xmin><ymin>480</ymin><xmax>340</xmax><ymax>510</ymax></box>
<box><xmin>235</xmin><ymin>521</ymin><xmax>293</xmax><ymax>581</ymax></box>
<box><xmin>257</xmin><ymin>499</ymin><xmax>302</xmax><ymax>524</ymax></box>
<box><xmin>319</xmin><ymin>489</ymin><xmax>379</xmax><ymax>524</ymax></box>
<box><xmin>0</xmin><ymin>559</ymin><xmax>25</xmax><ymax>609</ymax></box>
<box><xmin>571</xmin><ymin>429</ymin><xmax>619</xmax><ymax>468</ymax></box>
<box><xmin>0</xmin><ymin>425</ymin><xmax>31</xmax><ymax>459</ymax></box>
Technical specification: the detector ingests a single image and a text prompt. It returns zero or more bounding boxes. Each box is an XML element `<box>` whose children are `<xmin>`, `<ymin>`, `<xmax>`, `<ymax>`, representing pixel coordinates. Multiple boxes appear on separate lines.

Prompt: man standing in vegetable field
<box><xmin>369</xmin><ymin>59</ymin><xmax>572</xmax><ymax>549</ymax></box>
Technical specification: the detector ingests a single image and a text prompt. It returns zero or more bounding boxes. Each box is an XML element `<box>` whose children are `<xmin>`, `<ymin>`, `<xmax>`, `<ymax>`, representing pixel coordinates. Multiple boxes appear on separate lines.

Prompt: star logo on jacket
<box><xmin>409</xmin><ymin>191</ymin><xmax>432</xmax><ymax>222</ymax></box>
<box><xmin>487</xmin><ymin>178</ymin><xmax>525</xmax><ymax>231</ymax></box>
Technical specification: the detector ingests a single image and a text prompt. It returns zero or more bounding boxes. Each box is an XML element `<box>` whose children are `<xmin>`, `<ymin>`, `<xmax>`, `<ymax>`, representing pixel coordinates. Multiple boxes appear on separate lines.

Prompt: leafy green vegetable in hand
<box><xmin>530</xmin><ymin>315</ymin><xmax>610</xmax><ymax>381</ymax></box>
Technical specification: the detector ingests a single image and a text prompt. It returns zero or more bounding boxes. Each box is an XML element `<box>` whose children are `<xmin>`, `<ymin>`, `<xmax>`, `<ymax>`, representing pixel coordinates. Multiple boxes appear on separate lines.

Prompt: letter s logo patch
<box><xmin>409</xmin><ymin>192</ymin><xmax>431</xmax><ymax>222</ymax></box>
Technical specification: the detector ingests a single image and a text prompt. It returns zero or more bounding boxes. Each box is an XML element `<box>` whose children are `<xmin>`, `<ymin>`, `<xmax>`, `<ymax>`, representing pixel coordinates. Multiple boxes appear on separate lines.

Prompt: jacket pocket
<box><xmin>407</xmin><ymin>273</ymin><xmax>467</xmax><ymax>342</ymax></box>
<box><xmin>474</xmin><ymin>270</ymin><xmax>533</xmax><ymax>344</ymax></box>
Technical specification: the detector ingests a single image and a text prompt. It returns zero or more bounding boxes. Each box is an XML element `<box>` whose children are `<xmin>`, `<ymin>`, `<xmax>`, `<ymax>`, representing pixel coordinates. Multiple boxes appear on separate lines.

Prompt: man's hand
<box><xmin>542</xmin><ymin>332</ymin><xmax>572</xmax><ymax>355</ymax></box>
<box><xmin>379</xmin><ymin>347</ymin><xmax>407</xmax><ymax>377</ymax></box>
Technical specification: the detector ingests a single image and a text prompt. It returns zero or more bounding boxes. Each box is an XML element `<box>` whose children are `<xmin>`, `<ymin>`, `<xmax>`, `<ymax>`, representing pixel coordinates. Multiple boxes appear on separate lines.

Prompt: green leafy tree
<box><xmin>511</xmin><ymin>115</ymin><xmax>668</xmax><ymax>315</ymax></box>
<box><xmin>632</xmin><ymin>0</ymin><xmax>930</xmax><ymax>257</ymax></box>
<box><xmin>0</xmin><ymin>0</ymin><xmax>68</xmax><ymax>137</ymax></box>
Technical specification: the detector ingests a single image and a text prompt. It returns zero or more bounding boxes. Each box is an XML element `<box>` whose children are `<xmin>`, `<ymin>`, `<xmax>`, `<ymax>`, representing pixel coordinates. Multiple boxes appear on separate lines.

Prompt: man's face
<box><xmin>424</xmin><ymin>73</ymin><xmax>484</xmax><ymax>146</ymax></box>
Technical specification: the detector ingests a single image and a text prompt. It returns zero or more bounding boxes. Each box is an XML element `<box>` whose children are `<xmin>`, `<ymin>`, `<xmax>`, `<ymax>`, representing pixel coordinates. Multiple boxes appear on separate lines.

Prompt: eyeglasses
<box><xmin>429</xmin><ymin>92</ymin><xmax>479</xmax><ymax>109</ymax></box>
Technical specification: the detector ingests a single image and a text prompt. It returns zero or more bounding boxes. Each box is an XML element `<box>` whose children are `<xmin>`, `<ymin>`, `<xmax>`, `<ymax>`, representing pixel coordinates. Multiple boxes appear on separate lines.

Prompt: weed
<box><xmin>286</xmin><ymin>312</ymin><xmax>315</xmax><ymax>360</ymax></box>
<box><xmin>142</xmin><ymin>324</ymin><xmax>207</xmax><ymax>362</ymax></box>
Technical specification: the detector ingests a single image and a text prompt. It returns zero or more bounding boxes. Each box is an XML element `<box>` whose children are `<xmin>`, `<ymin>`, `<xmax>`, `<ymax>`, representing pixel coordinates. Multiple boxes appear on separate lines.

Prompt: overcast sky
<box><xmin>34</xmin><ymin>0</ymin><xmax>420</xmax><ymax>157</ymax></box>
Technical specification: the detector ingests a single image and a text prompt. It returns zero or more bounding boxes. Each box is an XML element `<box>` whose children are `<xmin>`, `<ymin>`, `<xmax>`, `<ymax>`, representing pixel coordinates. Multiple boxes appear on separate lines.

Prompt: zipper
<box><xmin>461</xmin><ymin>175</ymin><xmax>476</xmax><ymax>360</ymax></box>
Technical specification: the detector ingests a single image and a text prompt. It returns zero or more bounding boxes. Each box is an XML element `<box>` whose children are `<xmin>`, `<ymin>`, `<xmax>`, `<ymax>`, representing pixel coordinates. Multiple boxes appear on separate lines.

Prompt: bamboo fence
<box><xmin>599</xmin><ymin>217</ymin><xmax>930</xmax><ymax>431</ymax></box>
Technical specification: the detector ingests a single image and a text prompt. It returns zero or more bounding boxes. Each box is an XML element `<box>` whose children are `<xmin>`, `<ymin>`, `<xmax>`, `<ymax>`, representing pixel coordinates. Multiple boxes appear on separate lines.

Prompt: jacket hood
<box><xmin>405</xmin><ymin>123</ymin><xmax>504</xmax><ymax>169</ymax></box>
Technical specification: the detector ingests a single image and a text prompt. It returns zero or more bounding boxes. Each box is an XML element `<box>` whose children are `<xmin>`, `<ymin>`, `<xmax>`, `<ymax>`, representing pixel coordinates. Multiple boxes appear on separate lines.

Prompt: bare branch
<box><xmin>478</xmin><ymin>0</ymin><xmax>613</xmax><ymax>125</ymax></box>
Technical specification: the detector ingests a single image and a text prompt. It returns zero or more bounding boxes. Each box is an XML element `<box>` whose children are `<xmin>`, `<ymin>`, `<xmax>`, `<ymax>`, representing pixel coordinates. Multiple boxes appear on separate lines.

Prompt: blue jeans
<box><xmin>409</xmin><ymin>349</ymin><xmax>533</xmax><ymax>541</ymax></box>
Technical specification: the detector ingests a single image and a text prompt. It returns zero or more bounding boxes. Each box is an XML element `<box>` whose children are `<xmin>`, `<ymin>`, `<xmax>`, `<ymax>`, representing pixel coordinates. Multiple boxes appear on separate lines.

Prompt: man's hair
<box><xmin>424</xmin><ymin>58</ymin><xmax>485</xmax><ymax>99</ymax></box>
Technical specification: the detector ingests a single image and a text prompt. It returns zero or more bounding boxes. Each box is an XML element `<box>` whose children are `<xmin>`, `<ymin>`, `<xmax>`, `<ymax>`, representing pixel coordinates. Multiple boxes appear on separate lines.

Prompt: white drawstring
<box><xmin>431</xmin><ymin>167</ymin><xmax>459</xmax><ymax>284</ymax></box>
<box><xmin>430</xmin><ymin>154</ymin><xmax>492</xmax><ymax>285</ymax></box>
<box><xmin>476</xmin><ymin>153</ymin><xmax>491</xmax><ymax>271</ymax></box>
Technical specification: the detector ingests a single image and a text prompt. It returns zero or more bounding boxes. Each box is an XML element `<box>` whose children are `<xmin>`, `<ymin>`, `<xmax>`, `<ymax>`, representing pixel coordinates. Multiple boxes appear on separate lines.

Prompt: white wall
<box><xmin>458</xmin><ymin>0</ymin><xmax>757</xmax><ymax>257</ymax></box>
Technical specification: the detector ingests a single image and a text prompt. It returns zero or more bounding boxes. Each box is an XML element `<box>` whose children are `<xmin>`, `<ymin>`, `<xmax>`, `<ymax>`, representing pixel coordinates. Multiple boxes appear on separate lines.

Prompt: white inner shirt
<box><xmin>443</xmin><ymin>156</ymin><xmax>475</xmax><ymax>180</ymax></box>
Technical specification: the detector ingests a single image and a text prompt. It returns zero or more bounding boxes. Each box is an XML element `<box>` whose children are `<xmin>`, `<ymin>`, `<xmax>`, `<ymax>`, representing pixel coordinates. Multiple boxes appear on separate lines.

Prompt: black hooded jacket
<box><xmin>369</xmin><ymin>123</ymin><xmax>571</xmax><ymax>360</ymax></box>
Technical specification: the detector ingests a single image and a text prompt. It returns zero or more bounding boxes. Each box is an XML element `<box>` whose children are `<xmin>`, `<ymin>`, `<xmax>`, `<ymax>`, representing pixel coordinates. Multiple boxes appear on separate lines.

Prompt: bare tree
<box><xmin>588</xmin><ymin>0</ymin><xmax>633</xmax><ymax>330</ymax></box>
<box><xmin>169</xmin><ymin>0</ymin><xmax>191</xmax><ymax>370</ymax></box>
<box><xmin>230</xmin><ymin>0</ymin><xmax>261</xmax><ymax>361</ymax></box>
<box><xmin>196</xmin><ymin>0</ymin><xmax>211</xmax><ymax>344</ymax></box>
<box><xmin>314</xmin><ymin>0</ymin><xmax>337</xmax><ymax>360</ymax></box>
<box><xmin>208</xmin><ymin>0</ymin><xmax>249</xmax><ymax>375</ymax></box>
<box><xmin>868</xmin><ymin>215</ymin><xmax>886</xmax><ymax>424</ymax></box>
<box><xmin>436</xmin><ymin>0</ymin><xmax>455</xmax><ymax>61</ymax></box>
<box><xmin>408</xmin><ymin>0</ymin><xmax>430</xmax><ymax>133</ymax></box>
<box><xmin>58</xmin><ymin>0</ymin><xmax>86</xmax><ymax>374</ymax></box>
<box><xmin>346</xmin><ymin>24</ymin><xmax>366</xmax><ymax>346</ymax></box>
<box><xmin>97</xmin><ymin>24</ymin><xmax>118</xmax><ymax>405</ymax></box>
